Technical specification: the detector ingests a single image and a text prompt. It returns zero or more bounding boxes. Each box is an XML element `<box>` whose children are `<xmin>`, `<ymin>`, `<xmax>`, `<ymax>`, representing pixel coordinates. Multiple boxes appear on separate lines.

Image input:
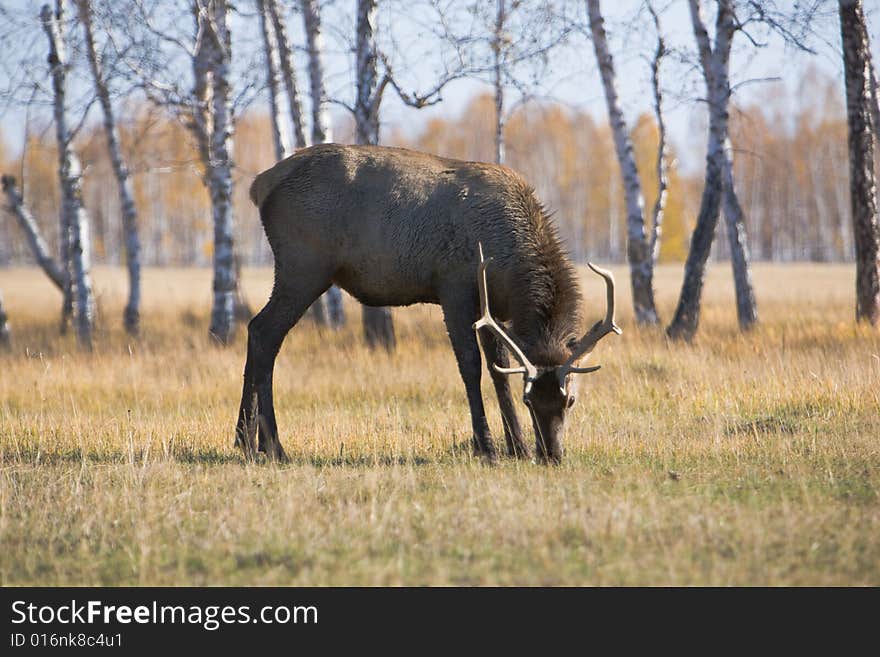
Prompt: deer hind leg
<box><xmin>478</xmin><ymin>330</ymin><xmax>530</xmax><ymax>459</ymax></box>
<box><xmin>441</xmin><ymin>300</ymin><xmax>497</xmax><ymax>463</ymax></box>
<box><xmin>236</xmin><ymin>271</ymin><xmax>331</xmax><ymax>462</ymax></box>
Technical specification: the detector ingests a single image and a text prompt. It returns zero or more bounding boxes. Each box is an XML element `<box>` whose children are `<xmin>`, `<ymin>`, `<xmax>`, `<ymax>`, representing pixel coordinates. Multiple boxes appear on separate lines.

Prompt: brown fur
<box><xmin>237</xmin><ymin>143</ymin><xmax>586</xmax><ymax>463</ymax></box>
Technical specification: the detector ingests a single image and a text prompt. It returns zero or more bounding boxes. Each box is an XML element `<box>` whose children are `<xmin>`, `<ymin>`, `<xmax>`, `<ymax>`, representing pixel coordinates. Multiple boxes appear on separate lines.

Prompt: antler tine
<box><xmin>557</xmin><ymin>263</ymin><xmax>621</xmax><ymax>384</ymax></box>
<box><xmin>587</xmin><ymin>262</ymin><xmax>622</xmax><ymax>337</ymax></box>
<box><xmin>472</xmin><ymin>243</ymin><xmax>538</xmax><ymax>380</ymax></box>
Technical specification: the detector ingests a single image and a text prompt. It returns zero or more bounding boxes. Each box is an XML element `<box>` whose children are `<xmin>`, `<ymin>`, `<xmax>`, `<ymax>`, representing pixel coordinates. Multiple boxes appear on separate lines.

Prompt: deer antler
<box><xmin>556</xmin><ymin>263</ymin><xmax>621</xmax><ymax>388</ymax></box>
<box><xmin>472</xmin><ymin>243</ymin><xmax>538</xmax><ymax>381</ymax></box>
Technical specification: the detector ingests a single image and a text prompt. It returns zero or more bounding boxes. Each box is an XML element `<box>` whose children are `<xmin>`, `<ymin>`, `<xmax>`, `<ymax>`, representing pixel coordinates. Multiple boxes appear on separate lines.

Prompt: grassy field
<box><xmin>0</xmin><ymin>263</ymin><xmax>878</xmax><ymax>585</ymax></box>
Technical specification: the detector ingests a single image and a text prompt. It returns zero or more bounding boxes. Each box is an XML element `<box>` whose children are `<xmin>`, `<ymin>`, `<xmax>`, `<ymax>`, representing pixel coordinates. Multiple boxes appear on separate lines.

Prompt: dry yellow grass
<box><xmin>0</xmin><ymin>263</ymin><xmax>878</xmax><ymax>585</ymax></box>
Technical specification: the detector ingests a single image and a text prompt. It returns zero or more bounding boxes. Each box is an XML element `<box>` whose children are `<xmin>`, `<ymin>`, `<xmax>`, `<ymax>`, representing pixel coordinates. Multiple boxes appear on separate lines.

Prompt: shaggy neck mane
<box><xmin>509</xmin><ymin>195</ymin><xmax>583</xmax><ymax>367</ymax></box>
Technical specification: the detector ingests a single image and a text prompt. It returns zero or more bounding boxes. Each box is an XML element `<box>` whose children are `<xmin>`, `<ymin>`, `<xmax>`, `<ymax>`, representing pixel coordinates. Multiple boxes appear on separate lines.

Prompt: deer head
<box><xmin>473</xmin><ymin>243</ymin><xmax>621</xmax><ymax>463</ymax></box>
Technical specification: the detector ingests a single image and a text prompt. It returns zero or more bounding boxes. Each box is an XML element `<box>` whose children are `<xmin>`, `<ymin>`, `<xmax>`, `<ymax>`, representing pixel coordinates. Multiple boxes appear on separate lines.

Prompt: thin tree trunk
<box><xmin>257</xmin><ymin>0</ymin><xmax>291</xmax><ymax>162</ymax></box>
<box><xmin>202</xmin><ymin>0</ymin><xmax>237</xmax><ymax>343</ymax></box>
<box><xmin>354</xmin><ymin>0</ymin><xmax>381</xmax><ymax>145</ymax></box>
<box><xmin>42</xmin><ymin>1</ymin><xmax>95</xmax><ymax>349</ymax></box>
<box><xmin>720</xmin><ymin>139</ymin><xmax>758</xmax><ymax>329</ymax></box>
<box><xmin>355</xmin><ymin>0</ymin><xmax>395</xmax><ymax>350</ymax></box>
<box><xmin>302</xmin><ymin>0</ymin><xmax>332</xmax><ymax>145</ymax></box>
<box><xmin>1</xmin><ymin>174</ymin><xmax>65</xmax><ymax>290</ymax></box>
<box><xmin>78</xmin><ymin>0</ymin><xmax>142</xmax><ymax>336</ymax></box>
<box><xmin>668</xmin><ymin>0</ymin><xmax>756</xmax><ymax>339</ymax></box>
<box><xmin>667</xmin><ymin>0</ymin><xmax>733</xmax><ymax>341</ymax></box>
<box><xmin>587</xmin><ymin>0</ymin><xmax>659</xmax><ymax>325</ymax></box>
<box><xmin>647</xmin><ymin>2</ymin><xmax>668</xmax><ymax>268</ymax></box>
<box><xmin>191</xmin><ymin>5</ymin><xmax>213</xmax><ymax>174</ymax></box>
<box><xmin>666</xmin><ymin>130</ymin><xmax>726</xmax><ymax>341</ymax></box>
<box><xmin>840</xmin><ymin>0</ymin><xmax>880</xmax><ymax>325</ymax></box>
<box><xmin>493</xmin><ymin>0</ymin><xmax>506</xmax><ymax>165</ymax></box>
<box><xmin>267</xmin><ymin>0</ymin><xmax>307</xmax><ymax>149</ymax></box>
<box><xmin>869</xmin><ymin>58</ymin><xmax>880</xmax><ymax>151</ymax></box>
<box><xmin>0</xmin><ymin>289</ymin><xmax>10</xmax><ymax>350</ymax></box>
<box><xmin>302</xmin><ymin>0</ymin><xmax>344</xmax><ymax>328</ymax></box>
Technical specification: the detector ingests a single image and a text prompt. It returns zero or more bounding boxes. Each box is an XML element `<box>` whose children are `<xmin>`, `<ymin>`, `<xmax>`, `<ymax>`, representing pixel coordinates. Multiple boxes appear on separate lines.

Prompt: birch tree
<box><xmin>42</xmin><ymin>1</ymin><xmax>96</xmax><ymax>349</ymax></box>
<box><xmin>667</xmin><ymin>0</ymin><xmax>757</xmax><ymax>340</ymax></box>
<box><xmin>266</xmin><ymin>0</ymin><xmax>307</xmax><ymax>150</ymax></box>
<box><xmin>0</xmin><ymin>290</ymin><xmax>10</xmax><ymax>350</ymax></box>
<box><xmin>302</xmin><ymin>0</ymin><xmax>332</xmax><ymax>146</ymax></box>
<box><xmin>122</xmin><ymin>0</ymin><xmax>247</xmax><ymax>343</ymax></box>
<box><xmin>2</xmin><ymin>175</ymin><xmax>66</xmax><ymax>292</ymax></box>
<box><xmin>201</xmin><ymin>0</ymin><xmax>238</xmax><ymax>343</ymax></box>
<box><xmin>77</xmin><ymin>0</ymin><xmax>142</xmax><ymax>336</ymax></box>
<box><xmin>840</xmin><ymin>0</ymin><xmax>880</xmax><ymax>325</ymax></box>
<box><xmin>492</xmin><ymin>0</ymin><xmax>507</xmax><ymax>164</ymax></box>
<box><xmin>587</xmin><ymin>0</ymin><xmax>659</xmax><ymax>325</ymax></box>
<box><xmin>257</xmin><ymin>0</ymin><xmax>291</xmax><ymax>161</ymax></box>
<box><xmin>647</xmin><ymin>2</ymin><xmax>669</xmax><ymax>269</ymax></box>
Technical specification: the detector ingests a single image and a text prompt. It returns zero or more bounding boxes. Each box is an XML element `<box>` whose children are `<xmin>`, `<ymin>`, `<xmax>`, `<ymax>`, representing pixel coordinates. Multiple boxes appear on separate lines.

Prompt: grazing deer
<box><xmin>237</xmin><ymin>144</ymin><xmax>620</xmax><ymax>464</ymax></box>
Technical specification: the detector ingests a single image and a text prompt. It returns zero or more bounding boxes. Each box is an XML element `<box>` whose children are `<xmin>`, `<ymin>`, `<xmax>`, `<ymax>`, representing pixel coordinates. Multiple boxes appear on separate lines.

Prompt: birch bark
<box><xmin>302</xmin><ymin>0</ymin><xmax>333</xmax><ymax>145</ymax></box>
<box><xmin>257</xmin><ymin>0</ymin><xmax>291</xmax><ymax>161</ymax></box>
<box><xmin>667</xmin><ymin>0</ymin><xmax>757</xmax><ymax>339</ymax></box>
<box><xmin>267</xmin><ymin>0</ymin><xmax>307</xmax><ymax>149</ymax></box>
<box><xmin>587</xmin><ymin>0</ymin><xmax>659</xmax><ymax>325</ymax></box>
<box><xmin>78</xmin><ymin>0</ymin><xmax>142</xmax><ymax>335</ymax></box>
<box><xmin>647</xmin><ymin>3</ymin><xmax>668</xmax><ymax>268</ymax></box>
<box><xmin>41</xmin><ymin>1</ymin><xmax>95</xmax><ymax>349</ymax></box>
<box><xmin>2</xmin><ymin>174</ymin><xmax>65</xmax><ymax>291</ymax></box>
<box><xmin>493</xmin><ymin>0</ymin><xmax>506</xmax><ymax>165</ymax></box>
<box><xmin>840</xmin><ymin>0</ymin><xmax>880</xmax><ymax>325</ymax></box>
<box><xmin>0</xmin><ymin>289</ymin><xmax>10</xmax><ymax>350</ymax></box>
<box><xmin>202</xmin><ymin>0</ymin><xmax>238</xmax><ymax>343</ymax></box>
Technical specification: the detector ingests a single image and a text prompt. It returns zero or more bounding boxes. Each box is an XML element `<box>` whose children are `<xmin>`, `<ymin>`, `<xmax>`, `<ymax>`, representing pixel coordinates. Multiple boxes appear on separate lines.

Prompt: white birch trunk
<box><xmin>720</xmin><ymin>138</ymin><xmax>758</xmax><ymax>328</ymax></box>
<box><xmin>840</xmin><ymin>0</ymin><xmax>880</xmax><ymax>324</ymax></box>
<box><xmin>78</xmin><ymin>0</ymin><xmax>142</xmax><ymax>335</ymax></box>
<box><xmin>302</xmin><ymin>0</ymin><xmax>333</xmax><ymax>145</ymax></box>
<box><xmin>647</xmin><ymin>3</ymin><xmax>668</xmax><ymax>267</ymax></box>
<box><xmin>301</xmin><ymin>0</ymin><xmax>343</xmax><ymax>328</ymax></box>
<box><xmin>667</xmin><ymin>0</ymin><xmax>730</xmax><ymax>340</ymax></box>
<box><xmin>257</xmin><ymin>0</ymin><xmax>291</xmax><ymax>161</ymax></box>
<box><xmin>203</xmin><ymin>0</ymin><xmax>238</xmax><ymax>343</ymax></box>
<box><xmin>2</xmin><ymin>174</ymin><xmax>65</xmax><ymax>290</ymax></box>
<box><xmin>355</xmin><ymin>0</ymin><xmax>395</xmax><ymax>350</ymax></box>
<box><xmin>0</xmin><ymin>289</ymin><xmax>10</xmax><ymax>350</ymax></box>
<box><xmin>493</xmin><ymin>0</ymin><xmax>506</xmax><ymax>165</ymax></box>
<box><xmin>267</xmin><ymin>0</ymin><xmax>307</xmax><ymax>149</ymax></box>
<box><xmin>191</xmin><ymin>5</ymin><xmax>213</xmax><ymax>174</ymax></box>
<box><xmin>41</xmin><ymin>1</ymin><xmax>95</xmax><ymax>349</ymax></box>
<box><xmin>712</xmin><ymin>6</ymin><xmax>757</xmax><ymax>329</ymax></box>
<box><xmin>668</xmin><ymin>0</ymin><xmax>756</xmax><ymax>338</ymax></box>
<box><xmin>587</xmin><ymin>0</ymin><xmax>658</xmax><ymax>324</ymax></box>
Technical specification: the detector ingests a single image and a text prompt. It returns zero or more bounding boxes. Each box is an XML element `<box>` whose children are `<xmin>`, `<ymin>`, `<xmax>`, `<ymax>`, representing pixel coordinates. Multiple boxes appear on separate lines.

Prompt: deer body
<box><xmin>237</xmin><ymin>144</ymin><xmax>618</xmax><ymax>463</ymax></box>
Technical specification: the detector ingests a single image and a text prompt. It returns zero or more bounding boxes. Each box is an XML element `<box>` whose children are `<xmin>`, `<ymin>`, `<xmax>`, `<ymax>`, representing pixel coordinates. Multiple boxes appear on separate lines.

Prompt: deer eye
<box><xmin>566</xmin><ymin>395</ymin><xmax>576</xmax><ymax>409</ymax></box>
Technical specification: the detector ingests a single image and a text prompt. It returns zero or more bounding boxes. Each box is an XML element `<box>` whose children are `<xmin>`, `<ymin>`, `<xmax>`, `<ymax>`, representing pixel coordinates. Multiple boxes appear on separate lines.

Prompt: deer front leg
<box><xmin>442</xmin><ymin>303</ymin><xmax>498</xmax><ymax>463</ymax></box>
<box><xmin>478</xmin><ymin>330</ymin><xmax>530</xmax><ymax>459</ymax></box>
<box><xmin>235</xmin><ymin>282</ymin><xmax>323</xmax><ymax>462</ymax></box>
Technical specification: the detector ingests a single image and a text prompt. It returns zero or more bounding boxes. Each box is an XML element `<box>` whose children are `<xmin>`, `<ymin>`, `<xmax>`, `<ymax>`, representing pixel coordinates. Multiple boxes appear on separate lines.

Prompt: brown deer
<box><xmin>237</xmin><ymin>144</ymin><xmax>620</xmax><ymax>464</ymax></box>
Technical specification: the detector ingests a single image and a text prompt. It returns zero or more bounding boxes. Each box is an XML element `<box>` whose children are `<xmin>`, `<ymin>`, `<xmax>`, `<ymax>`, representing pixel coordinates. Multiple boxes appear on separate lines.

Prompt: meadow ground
<box><xmin>0</xmin><ymin>263</ymin><xmax>878</xmax><ymax>585</ymax></box>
